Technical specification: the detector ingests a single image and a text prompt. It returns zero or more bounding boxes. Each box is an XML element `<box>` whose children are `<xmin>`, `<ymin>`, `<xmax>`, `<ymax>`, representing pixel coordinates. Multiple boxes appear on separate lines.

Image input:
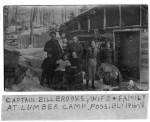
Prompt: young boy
<box><xmin>40</xmin><ymin>51</ymin><xmax>56</xmax><ymax>87</ymax></box>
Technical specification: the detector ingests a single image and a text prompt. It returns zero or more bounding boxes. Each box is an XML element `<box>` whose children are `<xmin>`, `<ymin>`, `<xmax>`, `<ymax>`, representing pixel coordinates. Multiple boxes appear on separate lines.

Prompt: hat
<box><xmin>49</xmin><ymin>31</ymin><xmax>56</xmax><ymax>35</ymax></box>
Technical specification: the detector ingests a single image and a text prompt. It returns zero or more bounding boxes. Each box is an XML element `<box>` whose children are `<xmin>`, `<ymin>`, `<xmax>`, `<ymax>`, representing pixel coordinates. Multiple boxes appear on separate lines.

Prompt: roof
<box><xmin>64</xmin><ymin>5</ymin><xmax>98</xmax><ymax>25</ymax></box>
<box><xmin>64</xmin><ymin>5</ymin><xmax>148</xmax><ymax>25</ymax></box>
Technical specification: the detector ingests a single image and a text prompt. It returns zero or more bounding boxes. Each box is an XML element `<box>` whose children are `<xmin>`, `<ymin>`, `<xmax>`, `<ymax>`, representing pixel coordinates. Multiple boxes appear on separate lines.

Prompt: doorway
<box><xmin>114</xmin><ymin>30</ymin><xmax>140</xmax><ymax>80</ymax></box>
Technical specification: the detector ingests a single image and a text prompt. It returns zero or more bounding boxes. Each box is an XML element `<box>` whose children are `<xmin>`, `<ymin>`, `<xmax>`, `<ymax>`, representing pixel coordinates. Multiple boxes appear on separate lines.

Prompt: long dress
<box><xmin>101</xmin><ymin>48</ymin><xmax>113</xmax><ymax>64</ymax></box>
<box><xmin>69</xmin><ymin>58</ymin><xmax>83</xmax><ymax>90</ymax></box>
<box><xmin>53</xmin><ymin>59</ymin><xmax>71</xmax><ymax>90</ymax></box>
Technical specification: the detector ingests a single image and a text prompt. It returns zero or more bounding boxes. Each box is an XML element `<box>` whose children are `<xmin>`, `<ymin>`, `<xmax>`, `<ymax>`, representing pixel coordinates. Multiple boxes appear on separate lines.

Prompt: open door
<box><xmin>114</xmin><ymin>30</ymin><xmax>140</xmax><ymax>80</ymax></box>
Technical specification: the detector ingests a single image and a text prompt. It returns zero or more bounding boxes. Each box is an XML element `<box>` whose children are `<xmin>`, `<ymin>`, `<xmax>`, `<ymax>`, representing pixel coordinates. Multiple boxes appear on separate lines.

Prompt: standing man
<box><xmin>44</xmin><ymin>31</ymin><xmax>62</xmax><ymax>61</ymax></box>
<box><xmin>42</xmin><ymin>31</ymin><xmax>63</xmax><ymax>86</ymax></box>
<box><xmin>67</xmin><ymin>36</ymin><xmax>83</xmax><ymax>59</ymax></box>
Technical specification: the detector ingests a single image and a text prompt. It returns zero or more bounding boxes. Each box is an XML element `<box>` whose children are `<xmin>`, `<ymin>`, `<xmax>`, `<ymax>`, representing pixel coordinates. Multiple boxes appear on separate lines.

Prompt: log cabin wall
<box><xmin>140</xmin><ymin>28</ymin><xmax>148</xmax><ymax>83</ymax></box>
<box><xmin>63</xmin><ymin>5</ymin><xmax>148</xmax><ymax>82</ymax></box>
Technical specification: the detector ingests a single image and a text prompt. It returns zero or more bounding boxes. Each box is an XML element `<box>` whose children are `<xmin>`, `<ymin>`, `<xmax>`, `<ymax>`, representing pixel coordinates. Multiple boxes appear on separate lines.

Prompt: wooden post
<box><xmin>53</xmin><ymin>10</ymin><xmax>54</xmax><ymax>28</ymax></box>
<box><xmin>49</xmin><ymin>9</ymin><xmax>51</xmax><ymax>26</ymax></box>
<box><xmin>140</xmin><ymin>5</ymin><xmax>142</xmax><ymax>27</ymax></box>
<box><xmin>65</xmin><ymin>7</ymin><xmax>66</xmax><ymax>22</ymax></box>
<box><xmin>103</xmin><ymin>8</ymin><xmax>106</xmax><ymax>30</ymax></box>
<box><xmin>40</xmin><ymin>8</ymin><xmax>42</xmax><ymax>27</ymax></box>
<box><xmin>30</xmin><ymin>7</ymin><xmax>37</xmax><ymax>46</ymax></box>
<box><xmin>4</xmin><ymin>6</ymin><xmax>9</xmax><ymax>42</ymax></box>
<box><xmin>113</xmin><ymin>30</ymin><xmax>116</xmax><ymax>64</ymax></box>
<box><xmin>87</xmin><ymin>16</ymin><xmax>90</xmax><ymax>32</ymax></box>
<box><xmin>119</xmin><ymin>5</ymin><xmax>122</xmax><ymax>29</ymax></box>
<box><xmin>78</xmin><ymin>20</ymin><xmax>81</xmax><ymax>31</ymax></box>
<box><xmin>15</xmin><ymin>6</ymin><xmax>18</xmax><ymax>34</ymax></box>
<box><xmin>61</xmin><ymin>9</ymin><xmax>64</xmax><ymax>23</ymax></box>
<box><xmin>30</xmin><ymin>8</ymin><xmax>34</xmax><ymax>46</ymax></box>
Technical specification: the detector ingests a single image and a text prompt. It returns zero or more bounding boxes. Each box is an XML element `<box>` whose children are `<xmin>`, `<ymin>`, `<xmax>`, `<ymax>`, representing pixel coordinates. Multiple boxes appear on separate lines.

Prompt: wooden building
<box><xmin>62</xmin><ymin>5</ymin><xmax>148</xmax><ymax>83</ymax></box>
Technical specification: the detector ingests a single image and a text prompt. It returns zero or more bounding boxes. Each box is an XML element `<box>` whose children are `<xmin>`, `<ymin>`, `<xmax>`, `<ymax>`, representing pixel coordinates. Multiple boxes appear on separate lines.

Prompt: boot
<box><xmin>92</xmin><ymin>80</ymin><xmax>95</xmax><ymax>89</ymax></box>
<box><xmin>86</xmin><ymin>80</ymin><xmax>89</xmax><ymax>89</ymax></box>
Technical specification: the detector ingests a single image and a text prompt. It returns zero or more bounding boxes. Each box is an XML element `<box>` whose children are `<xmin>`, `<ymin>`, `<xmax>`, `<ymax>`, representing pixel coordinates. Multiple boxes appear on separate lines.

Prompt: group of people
<box><xmin>40</xmin><ymin>31</ymin><xmax>118</xmax><ymax>90</ymax></box>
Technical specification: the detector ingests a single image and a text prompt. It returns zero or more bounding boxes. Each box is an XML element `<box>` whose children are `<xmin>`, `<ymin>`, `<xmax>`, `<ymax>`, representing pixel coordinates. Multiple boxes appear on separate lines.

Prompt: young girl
<box><xmin>53</xmin><ymin>53</ymin><xmax>71</xmax><ymax>89</ymax></box>
<box><xmin>55</xmin><ymin>53</ymin><xmax>71</xmax><ymax>72</ymax></box>
<box><xmin>86</xmin><ymin>40</ymin><xmax>99</xmax><ymax>89</ymax></box>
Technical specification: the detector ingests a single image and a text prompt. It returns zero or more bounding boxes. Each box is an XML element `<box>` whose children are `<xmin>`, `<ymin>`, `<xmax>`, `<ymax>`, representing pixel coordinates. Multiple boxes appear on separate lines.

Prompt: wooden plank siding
<box><xmin>63</xmin><ymin>5</ymin><xmax>148</xmax><ymax>83</ymax></box>
<box><xmin>64</xmin><ymin>5</ymin><xmax>148</xmax><ymax>33</ymax></box>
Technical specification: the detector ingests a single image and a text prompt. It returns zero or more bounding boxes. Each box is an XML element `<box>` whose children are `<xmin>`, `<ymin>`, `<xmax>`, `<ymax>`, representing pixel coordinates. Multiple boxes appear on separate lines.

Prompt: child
<box><xmin>54</xmin><ymin>53</ymin><xmax>71</xmax><ymax>84</ymax></box>
<box><xmin>40</xmin><ymin>51</ymin><xmax>56</xmax><ymax>87</ymax></box>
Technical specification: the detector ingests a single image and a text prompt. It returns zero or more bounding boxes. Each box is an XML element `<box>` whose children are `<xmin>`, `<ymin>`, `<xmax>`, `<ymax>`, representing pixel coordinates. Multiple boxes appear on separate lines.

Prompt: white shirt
<box><xmin>55</xmin><ymin>59</ymin><xmax>71</xmax><ymax>71</ymax></box>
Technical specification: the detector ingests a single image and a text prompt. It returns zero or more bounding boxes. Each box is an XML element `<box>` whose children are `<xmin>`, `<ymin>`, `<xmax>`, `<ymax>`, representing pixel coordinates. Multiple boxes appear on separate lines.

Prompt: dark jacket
<box><xmin>44</xmin><ymin>39</ymin><xmax>62</xmax><ymax>60</ymax></box>
<box><xmin>67</xmin><ymin>43</ymin><xmax>83</xmax><ymax>59</ymax></box>
<box><xmin>101</xmin><ymin>48</ymin><xmax>113</xmax><ymax>64</ymax></box>
<box><xmin>41</xmin><ymin>57</ymin><xmax>56</xmax><ymax>71</ymax></box>
<box><xmin>69</xmin><ymin>58</ymin><xmax>82</xmax><ymax>69</ymax></box>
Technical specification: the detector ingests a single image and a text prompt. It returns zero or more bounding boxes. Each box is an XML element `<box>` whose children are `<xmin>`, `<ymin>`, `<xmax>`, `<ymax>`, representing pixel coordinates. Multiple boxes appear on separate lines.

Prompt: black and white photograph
<box><xmin>1</xmin><ymin>0</ymin><xmax>150</xmax><ymax>120</ymax></box>
<box><xmin>4</xmin><ymin>5</ymin><xmax>148</xmax><ymax>91</ymax></box>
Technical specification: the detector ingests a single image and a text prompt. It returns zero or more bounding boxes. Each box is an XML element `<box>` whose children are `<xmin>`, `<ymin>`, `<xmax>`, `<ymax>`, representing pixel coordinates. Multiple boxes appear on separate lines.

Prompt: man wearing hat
<box><xmin>42</xmin><ymin>31</ymin><xmax>62</xmax><ymax>86</ymax></box>
<box><xmin>44</xmin><ymin>31</ymin><xmax>62</xmax><ymax>61</ymax></box>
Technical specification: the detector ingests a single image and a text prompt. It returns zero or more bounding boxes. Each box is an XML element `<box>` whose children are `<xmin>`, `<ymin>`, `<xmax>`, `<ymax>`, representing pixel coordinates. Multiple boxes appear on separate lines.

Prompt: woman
<box><xmin>69</xmin><ymin>51</ymin><xmax>83</xmax><ymax>90</ymax></box>
<box><xmin>86</xmin><ymin>40</ymin><xmax>99</xmax><ymax>89</ymax></box>
<box><xmin>100</xmin><ymin>40</ymin><xmax>113</xmax><ymax>64</ymax></box>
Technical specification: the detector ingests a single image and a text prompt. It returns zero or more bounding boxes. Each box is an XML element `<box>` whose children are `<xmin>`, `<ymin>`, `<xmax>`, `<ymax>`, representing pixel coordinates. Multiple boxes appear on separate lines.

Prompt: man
<box><xmin>67</xmin><ymin>36</ymin><xmax>83</xmax><ymax>59</ymax></box>
<box><xmin>42</xmin><ymin>31</ymin><xmax>62</xmax><ymax>86</ymax></box>
<box><xmin>44</xmin><ymin>31</ymin><xmax>62</xmax><ymax>61</ymax></box>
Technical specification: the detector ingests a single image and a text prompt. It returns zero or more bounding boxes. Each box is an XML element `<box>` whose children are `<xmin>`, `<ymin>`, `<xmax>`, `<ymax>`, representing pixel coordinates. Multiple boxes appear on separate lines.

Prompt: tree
<box><xmin>61</xmin><ymin>9</ymin><xmax>64</xmax><ymax>23</ymax></box>
<box><xmin>68</xmin><ymin>11</ymin><xmax>75</xmax><ymax>20</ymax></box>
<box><xmin>79</xmin><ymin>5</ymin><xmax>89</xmax><ymax>14</ymax></box>
<box><xmin>15</xmin><ymin>6</ymin><xmax>18</xmax><ymax>34</ymax></box>
<box><xmin>30</xmin><ymin>7</ymin><xmax>37</xmax><ymax>45</ymax></box>
<box><xmin>4</xmin><ymin>6</ymin><xmax>9</xmax><ymax>41</ymax></box>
